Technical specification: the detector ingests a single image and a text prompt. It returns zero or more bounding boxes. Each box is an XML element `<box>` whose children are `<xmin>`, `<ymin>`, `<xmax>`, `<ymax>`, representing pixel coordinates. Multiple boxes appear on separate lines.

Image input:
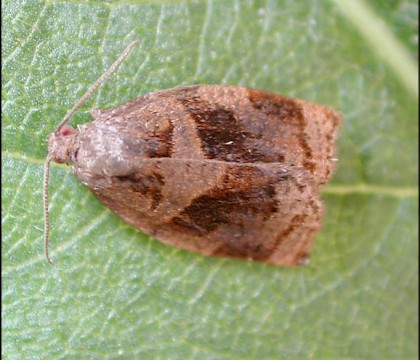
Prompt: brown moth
<box><xmin>44</xmin><ymin>41</ymin><xmax>342</xmax><ymax>266</ymax></box>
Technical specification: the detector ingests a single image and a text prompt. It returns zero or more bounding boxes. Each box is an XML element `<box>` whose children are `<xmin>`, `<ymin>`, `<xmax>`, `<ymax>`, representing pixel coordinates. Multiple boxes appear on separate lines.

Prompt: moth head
<box><xmin>47</xmin><ymin>124</ymin><xmax>78</xmax><ymax>164</ymax></box>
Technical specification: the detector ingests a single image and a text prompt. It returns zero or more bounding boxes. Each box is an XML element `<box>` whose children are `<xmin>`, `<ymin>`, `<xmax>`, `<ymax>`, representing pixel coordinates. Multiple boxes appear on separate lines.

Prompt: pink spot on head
<box><xmin>57</xmin><ymin>125</ymin><xmax>75</xmax><ymax>137</ymax></box>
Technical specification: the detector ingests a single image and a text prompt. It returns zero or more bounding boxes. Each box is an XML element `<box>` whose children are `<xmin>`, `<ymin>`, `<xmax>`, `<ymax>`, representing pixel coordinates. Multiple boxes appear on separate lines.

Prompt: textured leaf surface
<box><xmin>2</xmin><ymin>0</ymin><xmax>418</xmax><ymax>359</ymax></box>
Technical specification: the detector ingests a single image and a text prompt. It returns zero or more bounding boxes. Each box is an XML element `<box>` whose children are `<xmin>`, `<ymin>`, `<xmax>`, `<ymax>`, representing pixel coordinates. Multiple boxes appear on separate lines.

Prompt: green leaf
<box><xmin>2</xmin><ymin>0</ymin><xmax>418</xmax><ymax>359</ymax></box>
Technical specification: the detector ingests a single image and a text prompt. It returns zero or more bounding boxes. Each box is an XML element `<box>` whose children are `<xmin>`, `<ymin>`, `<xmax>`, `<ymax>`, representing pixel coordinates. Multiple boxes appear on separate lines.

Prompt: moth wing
<box><xmin>82</xmin><ymin>158</ymin><xmax>322</xmax><ymax>266</ymax></box>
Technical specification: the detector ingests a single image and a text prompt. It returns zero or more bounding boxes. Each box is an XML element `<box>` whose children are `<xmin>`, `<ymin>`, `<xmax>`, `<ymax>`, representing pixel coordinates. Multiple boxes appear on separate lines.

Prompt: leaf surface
<box><xmin>2</xmin><ymin>0</ymin><xmax>418</xmax><ymax>359</ymax></box>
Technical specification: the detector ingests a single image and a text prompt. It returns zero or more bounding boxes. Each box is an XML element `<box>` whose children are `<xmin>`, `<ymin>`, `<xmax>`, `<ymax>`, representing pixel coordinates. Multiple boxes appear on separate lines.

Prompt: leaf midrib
<box><xmin>331</xmin><ymin>0</ymin><xmax>418</xmax><ymax>98</ymax></box>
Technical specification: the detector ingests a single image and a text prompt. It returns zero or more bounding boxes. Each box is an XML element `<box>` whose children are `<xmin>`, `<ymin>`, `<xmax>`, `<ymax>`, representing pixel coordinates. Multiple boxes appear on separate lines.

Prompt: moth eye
<box><xmin>57</xmin><ymin>124</ymin><xmax>75</xmax><ymax>137</ymax></box>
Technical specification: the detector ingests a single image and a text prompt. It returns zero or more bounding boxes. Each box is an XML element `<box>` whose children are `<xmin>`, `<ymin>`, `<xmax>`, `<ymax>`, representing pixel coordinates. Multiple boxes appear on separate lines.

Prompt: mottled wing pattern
<box><xmin>73</xmin><ymin>85</ymin><xmax>341</xmax><ymax>266</ymax></box>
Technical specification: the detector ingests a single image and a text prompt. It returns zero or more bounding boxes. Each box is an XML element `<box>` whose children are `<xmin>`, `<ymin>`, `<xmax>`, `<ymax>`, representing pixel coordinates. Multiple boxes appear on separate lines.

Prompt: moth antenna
<box><xmin>45</xmin><ymin>40</ymin><xmax>138</xmax><ymax>264</ymax></box>
<box><xmin>55</xmin><ymin>40</ymin><xmax>139</xmax><ymax>133</ymax></box>
<box><xmin>43</xmin><ymin>156</ymin><xmax>54</xmax><ymax>265</ymax></box>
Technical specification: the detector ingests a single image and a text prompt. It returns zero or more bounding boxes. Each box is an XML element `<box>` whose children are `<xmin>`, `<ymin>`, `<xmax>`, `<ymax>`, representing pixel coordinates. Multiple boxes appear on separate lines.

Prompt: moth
<box><xmin>44</xmin><ymin>41</ymin><xmax>342</xmax><ymax>266</ymax></box>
